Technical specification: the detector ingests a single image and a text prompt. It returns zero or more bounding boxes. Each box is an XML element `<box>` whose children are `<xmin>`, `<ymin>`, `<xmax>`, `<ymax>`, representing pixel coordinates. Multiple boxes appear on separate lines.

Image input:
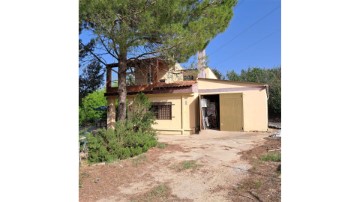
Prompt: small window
<box><xmin>183</xmin><ymin>75</ymin><xmax>194</xmax><ymax>81</ymax></box>
<box><xmin>147</xmin><ymin>73</ymin><xmax>152</xmax><ymax>83</ymax></box>
<box><xmin>151</xmin><ymin>102</ymin><xmax>172</xmax><ymax>120</ymax></box>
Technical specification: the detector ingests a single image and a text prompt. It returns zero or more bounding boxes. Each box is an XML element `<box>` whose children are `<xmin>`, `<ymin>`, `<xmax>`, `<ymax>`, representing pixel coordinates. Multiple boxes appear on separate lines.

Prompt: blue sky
<box><xmin>182</xmin><ymin>0</ymin><xmax>281</xmax><ymax>75</ymax></box>
<box><xmin>80</xmin><ymin>0</ymin><xmax>281</xmax><ymax>77</ymax></box>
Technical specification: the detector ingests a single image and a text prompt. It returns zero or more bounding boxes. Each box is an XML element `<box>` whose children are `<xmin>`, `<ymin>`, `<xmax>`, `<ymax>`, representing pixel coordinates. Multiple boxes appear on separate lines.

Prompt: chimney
<box><xmin>197</xmin><ymin>49</ymin><xmax>206</xmax><ymax>78</ymax></box>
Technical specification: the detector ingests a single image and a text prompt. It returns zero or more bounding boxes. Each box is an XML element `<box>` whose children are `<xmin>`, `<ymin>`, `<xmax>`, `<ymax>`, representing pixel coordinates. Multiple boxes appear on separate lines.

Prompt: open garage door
<box><xmin>220</xmin><ymin>93</ymin><xmax>244</xmax><ymax>131</ymax></box>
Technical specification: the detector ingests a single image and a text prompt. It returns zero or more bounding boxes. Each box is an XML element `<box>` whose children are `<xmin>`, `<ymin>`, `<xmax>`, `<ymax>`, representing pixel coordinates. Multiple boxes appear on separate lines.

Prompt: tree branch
<box><xmin>98</xmin><ymin>35</ymin><xmax>119</xmax><ymax>60</ymax></box>
<box><xmin>127</xmin><ymin>51</ymin><xmax>157</xmax><ymax>61</ymax></box>
<box><xmin>80</xmin><ymin>41</ymin><xmax>107</xmax><ymax>66</ymax></box>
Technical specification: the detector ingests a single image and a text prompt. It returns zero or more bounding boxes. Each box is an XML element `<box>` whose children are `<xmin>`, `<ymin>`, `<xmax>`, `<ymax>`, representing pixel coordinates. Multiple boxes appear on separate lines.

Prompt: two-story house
<box><xmin>104</xmin><ymin>57</ymin><xmax>269</xmax><ymax>135</ymax></box>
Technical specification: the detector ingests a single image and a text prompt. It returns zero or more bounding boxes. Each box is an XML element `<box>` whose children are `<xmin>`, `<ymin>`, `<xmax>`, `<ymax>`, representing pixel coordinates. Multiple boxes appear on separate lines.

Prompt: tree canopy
<box><xmin>79</xmin><ymin>89</ymin><xmax>107</xmax><ymax>126</ymax></box>
<box><xmin>79</xmin><ymin>0</ymin><xmax>238</xmax><ymax>120</ymax></box>
<box><xmin>79</xmin><ymin>60</ymin><xmax>104</xmax><ymax>103</ymax></box>
<box><xmin>211</xmin><ymin>68</ymin><xmax>225</xmax><ymax>80</ymax></box>
<box><xmin>79</xmin><ymin>37</ymin><xmax>104</xmax><ymax>104</ymax></box>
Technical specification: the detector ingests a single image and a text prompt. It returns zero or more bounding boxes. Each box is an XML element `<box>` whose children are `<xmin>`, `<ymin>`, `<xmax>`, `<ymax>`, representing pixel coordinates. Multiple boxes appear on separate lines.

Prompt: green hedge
<box><xmin>86</xmin><ymin>93</ymin><xmax>158</xmax><ymax>163</ymax></box>
<box><xmin>86</xmin><ymin>125</ymin><xmax>157</xmax><ymax>163</ymax></box>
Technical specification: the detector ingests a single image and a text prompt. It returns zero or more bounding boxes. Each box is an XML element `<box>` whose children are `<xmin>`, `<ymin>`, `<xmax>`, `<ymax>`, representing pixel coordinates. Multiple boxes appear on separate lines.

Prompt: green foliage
<box><xmin>79</xmin><ymin>89</ymin><xmax>107</xmax><ymax>126</ymax></box>
<box><xmin>127</xmin><ymin>92</ymin><xmax>156</xmax><ymax>133</ymax></box>
<box><xmin>226</xmin><ymin>67</ymin><xmax>281</xmax><ymax>117</ymax></box>
<box><xmin>260</xmin><ymin>152</ymin><xmax>281</xmax><ymax>162</ymax></box>
<box><xmin>86</xmin><ymin>93</ymin><xmax>158</xmax><ymax>163</ymax></box>
<box><xmin>86</xmin><ymin>121</ymin><xmax>157</xmax><ymax>163</ymax></box>
<box><xmin>80</xmin><ymin>0</ymin><xmax>237</xmax><ymax>62</ymax></box>
<box><xmin>211</xmin><ymin>68</ymin><xmax>225</xmax><ymax>80</ymax></box>
<box><xmin>79</xmin><ymin>60</ymin><xmax>104</xmax><ymax>103</ymax></box>
<box><xmin>80</xmin><ymin>0</ymin><xmax>238</xmax><ymax>120</ymax></box>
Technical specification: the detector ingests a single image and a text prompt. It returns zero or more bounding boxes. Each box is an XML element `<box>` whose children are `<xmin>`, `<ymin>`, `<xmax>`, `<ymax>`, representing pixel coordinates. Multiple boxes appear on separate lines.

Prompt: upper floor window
<box><xmin>147</xmin><ymin>72</ymin><xmax>152</xmax><ymax>84</ymax></box>
<box><xmin>183</xmin><ymin>75</ymin><xmax>195</xmax><ymax>81</ymax></box>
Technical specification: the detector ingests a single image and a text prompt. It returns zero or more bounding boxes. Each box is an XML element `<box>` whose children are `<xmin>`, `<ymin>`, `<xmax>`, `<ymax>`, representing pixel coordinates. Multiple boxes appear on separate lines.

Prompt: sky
<box><xmin>80</xmin><ymin>0</ymin><xmax>281</xmax><ymax>77</ymax></box>
<box><xmin>182</xmin><ymin>0</ymin><xmax>281</xmax><ymax>75</ymax></box>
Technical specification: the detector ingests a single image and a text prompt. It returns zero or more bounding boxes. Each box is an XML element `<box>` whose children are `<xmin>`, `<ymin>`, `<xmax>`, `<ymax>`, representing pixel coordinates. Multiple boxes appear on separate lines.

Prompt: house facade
<box><xmin>104</xmin><ymin>58</ymin><xmax>268</xmax><ymax>135</ymax></box>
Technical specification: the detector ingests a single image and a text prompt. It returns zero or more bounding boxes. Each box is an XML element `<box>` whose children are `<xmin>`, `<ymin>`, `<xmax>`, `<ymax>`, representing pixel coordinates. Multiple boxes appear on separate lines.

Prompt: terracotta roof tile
<box><xmin>126</xmin><ymin>80</ymin><xmax>196</xmax><ymax>93</ymax></box>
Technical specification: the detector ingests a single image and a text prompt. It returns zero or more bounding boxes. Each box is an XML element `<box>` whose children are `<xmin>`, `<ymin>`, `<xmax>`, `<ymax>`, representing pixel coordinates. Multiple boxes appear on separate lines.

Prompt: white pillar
<box><xmin>107</xmin><ymin>97</ymin><xmax>116</xmax><ymax>129</ymax></box>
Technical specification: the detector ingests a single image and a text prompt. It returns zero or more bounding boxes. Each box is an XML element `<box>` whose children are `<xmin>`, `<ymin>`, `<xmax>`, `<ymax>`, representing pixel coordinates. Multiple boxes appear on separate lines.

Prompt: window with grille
<box><xmin>151</xmin><ymin>102</ymin><xmax>172</xmax><ymax>120</ymax></box>
<box><xmin>183</xmin><ymin>75</ymin><xmax>194</xmax><ymax>80</ymax></box>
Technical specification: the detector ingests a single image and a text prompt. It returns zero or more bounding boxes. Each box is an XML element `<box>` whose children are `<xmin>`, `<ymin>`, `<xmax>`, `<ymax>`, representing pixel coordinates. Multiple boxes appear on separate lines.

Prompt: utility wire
<box><xmin>208</xmin><ymin>5</ymin><xmax>280</xmax><ymax>56</ymax></box>
<box><xmin>214</xmin><ymin>29</ymin><xmax>280</xmax><ymax>67</ymax></box>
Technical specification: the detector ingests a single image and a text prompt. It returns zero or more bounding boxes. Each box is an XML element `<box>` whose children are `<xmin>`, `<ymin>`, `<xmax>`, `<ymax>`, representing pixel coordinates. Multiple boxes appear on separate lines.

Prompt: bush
<box><xmin>86</xmin><ymin>93</ymin><xmax>158</xmax><ymax>163</ymax></box>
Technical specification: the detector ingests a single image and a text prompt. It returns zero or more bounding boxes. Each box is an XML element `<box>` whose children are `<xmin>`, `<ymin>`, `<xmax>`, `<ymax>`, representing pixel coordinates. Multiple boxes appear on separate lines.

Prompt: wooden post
<box><xmin>106</xmin><ymin>65</ymin><xmax>112</xmax><ymax>92</ymax></box>
<box><xmin>154</xmin><ymin>59</ymin><xmax>159</xmax><ymax>83</ymax></box>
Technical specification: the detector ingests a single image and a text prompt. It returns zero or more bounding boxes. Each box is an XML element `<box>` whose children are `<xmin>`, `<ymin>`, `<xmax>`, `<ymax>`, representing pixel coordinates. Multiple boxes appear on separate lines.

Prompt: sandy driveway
<box><xmin>80</xmin><ymin>130</ymin><xmax>270</xmax><ymax>202</ymax></box>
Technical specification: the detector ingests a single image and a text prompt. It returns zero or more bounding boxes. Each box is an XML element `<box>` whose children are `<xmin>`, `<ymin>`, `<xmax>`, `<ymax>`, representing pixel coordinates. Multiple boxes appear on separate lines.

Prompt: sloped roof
<box><xmin>197</xmin><ymin>78</ymin><xmax>267</xmax><ymax>86</ymax></box>
<box><xmin>126</xmin><ymin>80</ymin><xmax>196</xmax><ymax>93</ymax></box>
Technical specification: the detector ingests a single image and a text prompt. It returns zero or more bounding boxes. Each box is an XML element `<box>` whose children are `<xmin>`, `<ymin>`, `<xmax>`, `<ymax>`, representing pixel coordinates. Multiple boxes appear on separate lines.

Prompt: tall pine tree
<box><xmin>80</xmin><ymin>0</ymin><xmax>237</xmax><ymax>121</ymax></box>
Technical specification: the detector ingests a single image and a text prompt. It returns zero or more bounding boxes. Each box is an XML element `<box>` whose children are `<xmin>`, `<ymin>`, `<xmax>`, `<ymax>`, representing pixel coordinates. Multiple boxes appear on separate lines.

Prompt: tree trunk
<box><xmin>117</xmin><ymin>50</ymin><xmax>127</xmax><ymax>121</ymax></box>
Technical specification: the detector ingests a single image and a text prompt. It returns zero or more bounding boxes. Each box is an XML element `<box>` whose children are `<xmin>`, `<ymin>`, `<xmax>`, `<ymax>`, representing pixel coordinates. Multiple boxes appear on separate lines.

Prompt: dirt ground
<box><xmin>79</xmin><ymin>129</ymin><xmax>280</xmax><ymax>202</ymax></box>
<box><xmin>228</xmin><ymin>137</ymin><xmax>281</xmax><ymax>201</ymax></box>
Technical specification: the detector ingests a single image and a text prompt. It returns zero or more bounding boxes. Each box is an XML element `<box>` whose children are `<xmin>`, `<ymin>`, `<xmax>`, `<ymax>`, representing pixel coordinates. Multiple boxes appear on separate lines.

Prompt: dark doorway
<box><xmin>200</xmin><ymin>94</ymin><xmax>220</xmax><ymax>130</ymax></box>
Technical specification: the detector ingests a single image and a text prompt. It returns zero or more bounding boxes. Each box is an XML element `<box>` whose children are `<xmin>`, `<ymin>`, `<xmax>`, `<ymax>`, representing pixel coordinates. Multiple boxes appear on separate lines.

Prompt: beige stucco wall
<box><xmin>197</xmin><ymin>79</ymin><xmax>268</xmax><ymax>132</ymax></box>
<box><xmin>242</xmin><ymin>89</ymin><xmax>268</xmax><ymax>131</ymax></box>
<box><xmin>204</xmin><ymin>68</ymin><xmax>218</xmax><ymax>79</ymax></box>
<box><xmin>127</xmin><ymin>93</ymin><xmax>198</xmax><ymax>135</ymax></box>
<box><xmin>106</xmin><ymin>79</ymin><xmax>267</xmax><ymax>134</ymax></box>
<box><xmin>197</xmin><ymin>79</ymin><xmax>264</xmax><ymax>90</ymax></box>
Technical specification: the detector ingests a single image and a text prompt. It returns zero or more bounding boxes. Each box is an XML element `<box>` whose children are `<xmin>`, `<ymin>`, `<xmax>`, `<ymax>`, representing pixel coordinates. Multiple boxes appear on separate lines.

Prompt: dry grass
<box><xmin>229</xmin><ymin>138</ymin><xmax>281</xmax><ymax>202</ymax></box>
<box><xmin>131</xmin><ymin>154</ymin><xmax>148</xmax><ymax>167</ymax></box>
<box><xmin>170</xmin><ymin>160</ymin><xmax>201</xmax><ymax>172</ymax></box>
<box><xmin>130</xmin><ymin>184</ymin><xmax>171</xmax><ymax>202</ymax></box>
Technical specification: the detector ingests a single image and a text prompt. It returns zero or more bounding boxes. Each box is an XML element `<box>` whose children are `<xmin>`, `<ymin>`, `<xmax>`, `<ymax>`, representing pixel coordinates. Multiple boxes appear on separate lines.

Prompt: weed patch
<box><xmin>131</xmin><ymin>184</ymin><xmax>171</xmax><ymax>202</ymax></box>
<box><xmin>157</xmin><ymin>142</ymin><xmax>167</xmax><ymax>149</ymax></box>
<box><xmin>79</xmin><ymin>172</ymin><xmax>90</xmax><ymax>188</ymax></box>
<box><xmin>171</xmin><ymin>160</ymin><xmax>200</xmax><ymax>172</ymax></box>
<box><xmin>260</xmin><ymin>152</ymin><xmax>281</xmax><ymax>162</ymax></box>
<box><xmin>238</xmin><ymin>178</ymin><xmax>262</xmax><ymax>190</ymax></box>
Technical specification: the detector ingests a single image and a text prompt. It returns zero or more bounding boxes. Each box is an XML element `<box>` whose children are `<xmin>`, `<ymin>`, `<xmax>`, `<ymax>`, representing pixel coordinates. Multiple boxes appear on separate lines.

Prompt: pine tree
<box><xmin>80</xmin><ymin>0</ymin><xmax>238</xmax><ymax>121</ymax></box>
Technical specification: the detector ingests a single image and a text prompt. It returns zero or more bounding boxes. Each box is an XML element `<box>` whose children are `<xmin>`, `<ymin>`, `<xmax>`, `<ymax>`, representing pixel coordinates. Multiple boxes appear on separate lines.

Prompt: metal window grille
<box><xmin>151</xmin><ymin>102</ymin><xmax>172</xmax><ymax>120</ymax></box>
<box><xmin>183</xmin><ymin>75</ymin><xmax>194</xmax><ymax>80</ymax></box>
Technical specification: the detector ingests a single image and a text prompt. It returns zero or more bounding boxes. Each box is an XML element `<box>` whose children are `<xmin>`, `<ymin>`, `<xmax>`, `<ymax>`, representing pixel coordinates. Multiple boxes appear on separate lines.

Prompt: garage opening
<box><xmin>200</xmin><ymin>94</ymin><xmax>220</xmax><ymax>130</ymax></box>
<box><xmin>199</xmin><ymin>93</ymin><xmax>244</xmax><ymax>132</ymax></box>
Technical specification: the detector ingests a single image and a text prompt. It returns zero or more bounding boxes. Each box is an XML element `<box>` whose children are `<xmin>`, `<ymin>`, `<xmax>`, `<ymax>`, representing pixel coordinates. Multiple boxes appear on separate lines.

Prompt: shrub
<box><xmin>127</xmin><ymin>92</ymin><xmax>156</xmax><ymax>132</ymax></box>
<box><xmin>86</xmin><ymin>93</ymin><xmax>158</xmax><ymax>163</ymax></box>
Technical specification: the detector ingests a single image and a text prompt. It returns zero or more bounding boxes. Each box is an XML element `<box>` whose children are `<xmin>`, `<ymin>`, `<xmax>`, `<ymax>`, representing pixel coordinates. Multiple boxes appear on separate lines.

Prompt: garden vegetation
<box><xmin>85</xmin><ymin>93</ymin><xmax>158</xmax><ymax>163</ymax></box>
